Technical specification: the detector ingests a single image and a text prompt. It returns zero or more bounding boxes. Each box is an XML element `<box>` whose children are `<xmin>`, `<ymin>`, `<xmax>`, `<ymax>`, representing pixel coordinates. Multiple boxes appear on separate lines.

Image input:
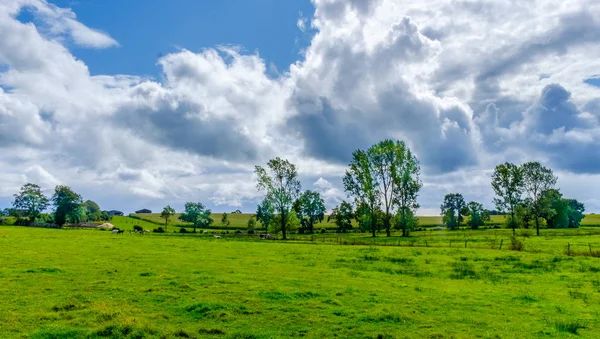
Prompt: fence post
<box><xmin>425</xmin><ymin>241</ymin><xmax>428</xmax><ymax>247</ymax></box>
<box><xmin>590</xmin><ymin>243</ymin><xmax>592</xmax><ymax>254</ymax></box>
<box><xmin>568</xmin><ymin>243</ymin><xmax>571</xmax><ymax>256</ymax></box>
<box><xmin>499</xmin><ymin>239</ymin><xmax>503</xmax><ymax>250</ymax></box>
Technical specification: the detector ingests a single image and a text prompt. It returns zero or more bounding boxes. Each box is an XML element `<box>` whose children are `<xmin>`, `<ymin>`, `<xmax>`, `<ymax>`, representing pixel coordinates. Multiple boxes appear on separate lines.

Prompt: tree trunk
<box><xmin>535</xmin><ymin>216</ymin><xmax>540</xmax><ymax>236</ymax></box>
<box><xmin>371</xmin><ymin>211</ymin><xmax>376</xmax><ymax>238</ymax></box>
<box><xmin>309</xmin><ymin>219</ymin><xmax>314</xmax><ymax>234</ymax></box>
<box><xmin>385</xmin><ymin>214</ymin><xmax>391</xmax><ymax>237</ymax></box>
<box><xmin>281</xmin><ymin>212</ymin><xmax>287</xmax><ymax>240</ymax></box>
<box><xmin>511</xmin><ymin>212</ymin><xmax>515</xmax><ymax>236</ymax></box>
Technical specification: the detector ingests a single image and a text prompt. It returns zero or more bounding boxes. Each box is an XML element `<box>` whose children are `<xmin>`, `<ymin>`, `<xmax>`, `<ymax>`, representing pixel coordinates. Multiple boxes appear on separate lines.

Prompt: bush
<box><xmin>320</xmin><ymin>228</ymin><xmax>327</xmax><ymax>234</ymax></box>
<box><xmin>509</xmin><ymin>236</ymin><xmax>524</xmax><ymax>251</ymax></box>
<box><xmin>153</xmin><ymin>227</ymin><xmax>165</xmax><ymax>233</ymax></box>
<box><xmin>234</xmin><ymin>230</ymin><xmax>242</xmax><ymax>235</ymax></box>
<box><xmin>247</xmin><ymin>229</ymin><xmax>255</xmax><ymax>235</ymax></box>
<box><xmin>179</xmin><ymin>228</ymin><xmax>187</xmax><ymax>233</ymax></box>
<box><xmin>133</xmin><ymin>225</ymin><xmax>143</xmax><ymax>232</ymax></box>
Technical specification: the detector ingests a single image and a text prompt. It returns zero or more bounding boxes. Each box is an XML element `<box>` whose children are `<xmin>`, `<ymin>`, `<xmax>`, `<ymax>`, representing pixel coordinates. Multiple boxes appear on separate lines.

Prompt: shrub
<box><xmin>133</xmin><ymin>225</ymin><xmax>143</xmax><ymax>232</ymax></box>
<box><xmin>234</xmin><ymin>230</ymin><xmax>242</xmax><ymax>235</ymax></box>
<box><xmin>509</xmin><ymin>236</ymin><xmax>524</xmax><ymax>251</ymax></box>
<box><xmin>153</xmin><ymin>227</ymin><xmax>165</xmax><ymax>233</ymax></box>
<box><xmin>320</xmin><ymin>228</ymin><xmax>327</xmax><ymax>234</ymax></box>
<box><xmin>179</xmin><ymin>228</ymin><xmax>188</xmax><ymax>233</ymax></box>
<box><xmin>247</xmin><ymin>229</ymin><xmax>255</xmax><ymax>235</ymax></box>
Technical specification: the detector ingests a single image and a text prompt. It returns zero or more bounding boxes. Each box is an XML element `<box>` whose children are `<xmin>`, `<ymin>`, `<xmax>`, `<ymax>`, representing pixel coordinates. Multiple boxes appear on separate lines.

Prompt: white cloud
<box><xmin>0</xmin><ymin>0</ymin><xmax>599</xmax><ymax>215</ymax></box>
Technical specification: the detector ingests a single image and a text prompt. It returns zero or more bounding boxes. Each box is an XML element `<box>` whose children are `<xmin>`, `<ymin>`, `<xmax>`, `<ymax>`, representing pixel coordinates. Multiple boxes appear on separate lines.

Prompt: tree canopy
<box><xmin>521</xmin><ymin>161</ymin><xmax>557</xmax><ymax>235</ymax></box>
<box><xmin>491</xmin><ymin>162</ymin><xmax>523</xmax><ymax>235</ymax></box>
<box><xmin>255</xmin><ymin>157</ymin><xmax>301</xmax><ymax>240</ymax></box>
<box><xmin>441</xmin><ymin>193</ymin><xmax>466</xmax><ymax>230</ymax></box>
<box><xmin>328</xmin><ymin>200</ymin><xmax>354</xmax><ymax>233</ymax></box>
<box><xmin>52</xmin><ymin>185</ymin><xmax>83</xmax><ymax>226</ymax></box>
<box><xmin>12</xmin><ymin>183</ymin><xmax>49</xmax><ymax>223</ymax></box>
<box><xmin>179</xmin><ymin>202</ymin><xmax>213</xmax><ymax>232</ymax></box>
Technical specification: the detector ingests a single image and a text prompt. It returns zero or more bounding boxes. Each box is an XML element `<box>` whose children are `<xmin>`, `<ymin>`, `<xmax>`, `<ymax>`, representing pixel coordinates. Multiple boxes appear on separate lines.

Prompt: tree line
<box><xmin>2</xmin><ymin>184</ymin><xmax>111</xmax><ymax>226</ymax></box>
<box><xmin>1</xmin><ymin>139</ymin><xmax>586</xmax><ymax>236</ymax></box>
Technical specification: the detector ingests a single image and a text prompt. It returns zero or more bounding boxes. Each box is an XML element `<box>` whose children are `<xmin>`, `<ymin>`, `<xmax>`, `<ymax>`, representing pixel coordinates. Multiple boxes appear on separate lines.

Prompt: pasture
<box><xmin>1</xmin><ymin>222</ymin><xmax>600</xmax><ymax>338</ymax></box>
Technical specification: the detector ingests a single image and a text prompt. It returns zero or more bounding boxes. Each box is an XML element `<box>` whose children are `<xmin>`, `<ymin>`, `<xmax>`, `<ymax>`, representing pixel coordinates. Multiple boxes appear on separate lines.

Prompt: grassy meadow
<box><xmin>1</xmin><ymin>219</ymin><xmax>600</xmax><ymax>338</ymax></box>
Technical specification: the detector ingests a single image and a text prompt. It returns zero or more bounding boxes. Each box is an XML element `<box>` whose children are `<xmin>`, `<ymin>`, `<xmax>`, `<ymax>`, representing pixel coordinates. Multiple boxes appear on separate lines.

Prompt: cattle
<box><xmin>214</xmin><ymin>235</ymin><xmax>221</xmax><ymax>239</ymax></box>
<box><xmin>259</xmin><ymin>233</ymin><xmax>272</xmax><ymax>239</ymax></box>
<box><xmin>144</xmin><ymin>230</ymin><xmax>150</xmax><ymax>234</ymax></box>
<box><xmin>112</xmin><ymin>228</ymin><xmax>124</xmax><ymax>234</ymax></box>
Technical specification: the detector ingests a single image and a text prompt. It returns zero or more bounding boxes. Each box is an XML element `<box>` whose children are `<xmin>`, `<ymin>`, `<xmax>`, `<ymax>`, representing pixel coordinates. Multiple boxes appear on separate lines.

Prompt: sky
<box><xmin>1</xmin><ymin>0</ymin><xmax>599</xmax><ymax>215</ymax></box>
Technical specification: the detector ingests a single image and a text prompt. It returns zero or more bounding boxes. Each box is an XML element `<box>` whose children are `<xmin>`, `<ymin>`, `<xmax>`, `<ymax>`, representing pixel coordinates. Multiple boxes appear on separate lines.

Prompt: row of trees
<box><xmin>3</xmin><ymin>183</ymin><xmax>111</xmax><ymax>226</ymax></box>
<box><xmin>253</xmin><ymin>140</ymin><xmax>422</xmax><ymax>238</ymax></box>
<box><xmin>491</xmin><ymin>162</ymin><xmax>584</xmax><ymax>235</ymax></box>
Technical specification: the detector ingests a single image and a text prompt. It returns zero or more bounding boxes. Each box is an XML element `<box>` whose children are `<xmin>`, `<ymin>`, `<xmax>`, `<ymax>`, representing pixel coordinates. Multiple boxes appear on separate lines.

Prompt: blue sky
<box><xmin>1</xmin><ymin>0</ymin><xmax>600</xmax><ymax>215</ymax></box>
<box><xmin>22</xmin><ymin>0</ymin><xmax>315</xmax><ymax>77</ymax></box>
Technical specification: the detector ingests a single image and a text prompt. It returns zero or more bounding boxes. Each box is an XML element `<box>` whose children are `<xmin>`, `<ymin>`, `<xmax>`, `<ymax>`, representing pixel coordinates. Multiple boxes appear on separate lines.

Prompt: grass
<box><xmin>1</xmin><ymin>224</ymin><xmax>600</xmax><ymax>338</ymax></box>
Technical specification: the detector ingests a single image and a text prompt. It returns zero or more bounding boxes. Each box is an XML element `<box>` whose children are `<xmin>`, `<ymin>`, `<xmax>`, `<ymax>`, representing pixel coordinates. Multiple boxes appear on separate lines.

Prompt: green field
<box><xmin>129</xmin><ymin>212</ymin><xmax>600</xmax><ymax>230</ymax></box>
<box><xmin>2</xmin><ymin>221</ymin><xmax>600</xmax><ymax>338</ymax></box>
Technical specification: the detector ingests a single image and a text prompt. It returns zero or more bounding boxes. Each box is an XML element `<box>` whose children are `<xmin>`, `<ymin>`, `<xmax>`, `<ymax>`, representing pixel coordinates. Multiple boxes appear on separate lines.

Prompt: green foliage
<box><xmin>255</xmin><ymin>157</ymin><xmax>301</xmax><ymax>239</ymax></box>
<box><xmin>345</xmin><ymin>140</ymin><xmax>422</xmax><ymax>237</ymax></box>
<box><xmin>440</xmin><ymin>193</ymin><xmax>466</xmax><ymax>229</ymax></box>
<box><xmin>160</xmin><ymin>205</ymin><xmax>176</xmax><ymax>227</ymax></box>
<box><xmin>465</xmin><ymin>201</ymin><xmax>490</xmax><ymax>229</ymax></box>
<box><xmin>51</xmin><ymin>185</ymin><xmax>83</xmax><ymax>226</ymax></box>
<box><xmin>328</xmin><ymin>200</ymin><xmax>354</xmax><ymax>233</ymax></box>
<box><xmin>515</xmin><ymin>199</ymin><xmax>534</xmax><ymax>229</ymax></box>
<box><xmin>521</xmin><ymin>161</ymin><xmax>557</xmax><ymax>235</ymax></box>
<box><xmin>133</xmin><ymin>225</ymin><xmax>143</xmax><ymax>232</ymax></box>
<box><xmin>179</xmin><ymin>202</ymin><xmax>213</xmax><ymax>232</ymax></box>
<box><xmin>491</xmin><ymin>162</ymin><xmax>523</xmax><ymax>235</ymax></box>
<box><xmin>256</xmin><ymin>199</ymin><xmax>274</xmax><ymax>230</ymax></box>
<box><xmin>566</xmin><ymin>199</ymin><xmax>585</xmax><ymax>228</ymax></box>
<box><xmin>247</xmin><ymin>216</ymin><xmax>256</xmax><ymax>233</ymax></box>
<box><xmin>221</xmin><ymin>212</ymin><xmax>230</xmax><ymax>226</ymax></box>
<box><xmin>295</xmin><ymin>190</ymin><xmax>326</xmax><ymax>233</ymax></box>
<box><xmin>12</xmin><ymin>183</ymin><xmax>49</xmax><ymax>223</ymax></box>
<box><xmin>267</xmin><ymin>212</ymin><xmax>300</xmax><ymax>235</ymax></box>
<box><xmin>355</xmin><ymin>202</ymin><xmax>384</xmax><ymax>233</ymax></box>
<box><xmin>393</xmin><ymin>208</ymin><xmax>418</xmax><ymax>235</ymax></box>
<box><xmin>82</xmin><ymin>200</ymin><xmax>101</xmax><ymax>221</ymax></box>
<box><xmin>153</xmin><ymin>227</ymin><xmax>165</xmax><ymax>233</ymax></box>
<box><xmin>539</xmin><ymin>189</ymin><xmax>568</xmax><ymax>228</ymax></box>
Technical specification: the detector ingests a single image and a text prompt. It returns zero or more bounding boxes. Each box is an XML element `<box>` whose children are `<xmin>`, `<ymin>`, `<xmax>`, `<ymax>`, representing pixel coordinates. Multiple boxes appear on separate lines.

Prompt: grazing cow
<box><xmin>144</xmin><ymin>230</ymin><xmax>150</xmax><ymax>234</ymax></box>
<box><xmin>112</xmin><ymin>228</ymin><xmax>124</xmax><ymax>234</ymax></box>
<box><xmin>214</xmin><ymin>235</ymin><xmax>221</xmax><ymax>239</ymax></box>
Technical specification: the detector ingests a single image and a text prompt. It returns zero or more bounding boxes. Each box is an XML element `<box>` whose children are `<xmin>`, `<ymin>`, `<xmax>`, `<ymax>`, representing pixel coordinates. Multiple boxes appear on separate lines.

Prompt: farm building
<box><xmin>107</xmin><ymin>210</ymin><xmax>124</xmax><ymax>216</ymax></box>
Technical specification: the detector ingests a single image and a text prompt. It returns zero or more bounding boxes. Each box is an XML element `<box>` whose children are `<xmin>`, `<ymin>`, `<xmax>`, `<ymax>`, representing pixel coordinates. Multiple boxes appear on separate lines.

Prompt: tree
<box><xmin>491</xmin><ymin>162</ymin><xmax>523</xmax><ymax>235</ymax></box>
<box><xmin>296</xmin><ymin>190</ymin><xmax>326</xmax><ymax>234</ymax></box>
<box><xmin>328</xmin><ymin>200</ymin><xmax>354</xmax><ymax>233</ymax></box>
<box><xmin>392</xmin><ymin>144</ymin><xmax>422</xmax><ymax>236</ymax></box>
<box><xmin>539</xmin><ymin>189</ymin><xmax>568</xmax><ymax>228</ymax></box>
<box><xmin>179</xmin><ymin>202</ymin><xmax>213</xmax><ymax>232</ymax></box>
<box><xmin>355</xmin><ymin>202</ymin><xmax>384</xmax><ymax>233</ymax></box>
<box><xmin>12</xmin><ymin>183</ymin><xmax>49</xmax><ymax>223</ymax></box>
<box><xmin>160</xmin><ymin>205</ymin><xmax>176</xmax><ymax>228</ymax></box>
<box><xmin>247</xmin><ymin>216</ymin><xmax>256</xmax><ymax>234</ymax></box>
<box><xmin>221</xmin><ymin>212</ymin><xmax>230</xmax><ymax>226</ymax></box>
<box><xmin>256</xmin><ymin>199</ymin><xmax>274</xmax><ymax>230</ymax></box>
<box><xmin>515</xmin><ymin>199</ymin><xmax>534</xmax><ymax>229</ymax></box>
<box><xmin>344</xmin><ymin>149</ymin><xmax>380</xmax><ymax>237</ymax></box>
<box><xmin>440</xmin><ymin>193</ymin><xmax>466</xmax><ymax>230</ymax></box>
<box><xmin>565</xmin><ymin>199</ymin><xmax>585</xmax><ymax>228</ymax></box>
<box><xmin>52</xmin><ymin>185</ymin><xmax>83</xmax><ymax>226</ymax></box>
<box><xmin>82</xmin><ymin>200</ymin><xmax>101</xmax><ymax>221</ymax></box>
<box><xmin>393</xmin><ymin>208</ymin><xmax>418</xmax><ymax>235</ymax></box>
<box><xmin>268</xmin><ymin>212</ymin><xmax>300</xmax><ymax>236</ymax></box>
<box><xmin>368</xmin><ymin>140</ymin><xmax>398</xmax><ymax>237</ymax></box>
<box><xmin>464</xmin><ymin>201</ymin><xmax>490</xmax><ymax>229</ymax></box>
<box><xmin>255</xmin><ymin>157</ymin><xmax>301</xmax><ymax>240</ymax></box>
<box><xmin>521</xmin><ymin>162</ymin><xmax>557</xmax><ymax>236</ymax></box>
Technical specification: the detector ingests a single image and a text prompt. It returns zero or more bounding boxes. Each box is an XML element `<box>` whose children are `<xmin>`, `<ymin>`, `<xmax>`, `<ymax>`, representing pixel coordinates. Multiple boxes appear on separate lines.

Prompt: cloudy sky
<box><xmin>1</xmin><ymin>0</ymin><xmax>599</xmax><ymax>215</ymax></box>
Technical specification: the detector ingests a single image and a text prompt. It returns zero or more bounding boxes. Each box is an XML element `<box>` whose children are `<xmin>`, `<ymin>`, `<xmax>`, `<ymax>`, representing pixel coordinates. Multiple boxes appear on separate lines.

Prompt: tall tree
<box><xmin>440</xmin><ymin>193</ymin><xmax>466</xmax><ymax>230</ymax></box>
<box><xmin>521</xmin><ymin>161</ymin><xmax>557</xmax><ymax>236</ymax></box>
<box><xmin>368</xmin><ymin>140</ymin><xmax>397</xmax><ymax>237</ymax></box>
<box><xmin>179</xmin><ymin>202</ymin><xmax>213</xmax><ymax>232</ymax></box>
<box><xmin>12</xmin><ymin>183</ymin><xmax>49</xmax><ymax>223</ymax></box>
<box><xmin>344</xmin><ymin>149</ymin><xmax>380</xmax><ymax>237</ymax></box>
<box><xmin>255</xmin><ymin>158</ymin><xmax>301</xmax><ymax>240</ymax></box>
<box><xmin>160</xmin><ymin>205</ymin><xmax>176</xmax><ymax>227</ymax></box>
<box><xmin>256</xmin><ymin>199</ymin><xmax>274</xmax><ymax>230</ymax></box>
<box><xmin>328</xmin><ymin>200</ymin><xmax>354</xmax><ymax>233</ymax></box>
<box><xmin>296</xmin><ymin>190</ymin><xmax>326</xmax><ymax>234</ymax></box>
<box><xmin>247</xmin><ymin>216</ymin><xmax>256</xmax><ymax>234</ymax></box>
<box><xmin>491</xmin><ymin>162</ymin><xmax>523</xmax><ymax>235</ymax></box>
<box><xmin>52</xmin><ymin>185</ymin><xmax>83</xmax><ymax>226</ymax></box>
<box><xmin>392</xmin><ymin>144</ymin><xmax>422</xmax><ymax>237</ymax></box>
